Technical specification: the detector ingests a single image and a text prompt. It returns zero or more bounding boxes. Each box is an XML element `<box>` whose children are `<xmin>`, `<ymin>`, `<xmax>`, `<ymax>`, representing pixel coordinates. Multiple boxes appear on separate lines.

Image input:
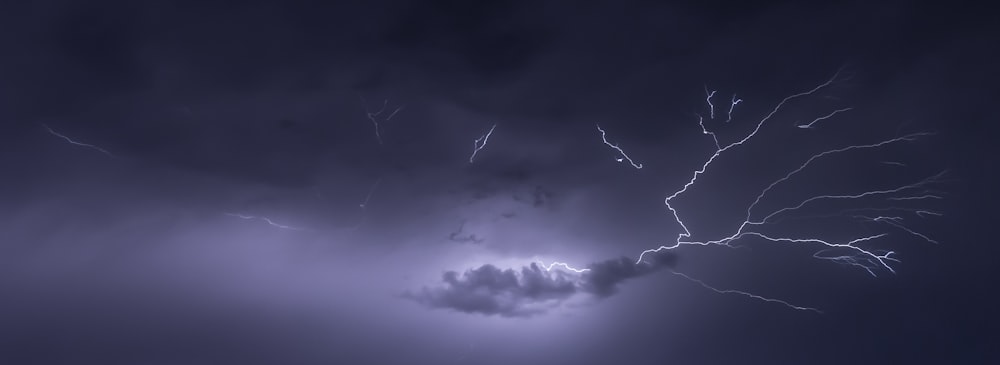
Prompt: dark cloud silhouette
<box><xmin>404</xmin><ymin>263</ymin><xmax>575</xmax><ymax>317</ymax></box>
<box><xmin>582</xmin><ymin>254</ymin><xmax>676</xmax><ymax>298</ymax></box>
<box><xmin>406</xmin><ymin>253</ymin><xmax>676</xmax><ymax>317</ymax></box>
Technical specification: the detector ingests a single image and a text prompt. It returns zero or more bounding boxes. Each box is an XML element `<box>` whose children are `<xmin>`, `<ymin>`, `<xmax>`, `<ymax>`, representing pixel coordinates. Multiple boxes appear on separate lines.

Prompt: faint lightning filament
<box><xmin>359</xmin><ymin>178</ymin><xmax>381</xmax><ymax>209</ymax></box>
<box><xmin>469</xmin><ymin>124</ymin><xmax>497</xmax><ymax>164</ymax></box>
<box><xmin>596</xmin><ymin>124</ymin><xmax>643</xmax><ymax>169</ymax></box>
<box><xmin>42</xmin><ymin>124</ymin><xmax>115</xmax><ymax>157</ymax></box>
<box><xmin>796</xmin><ymin>107</ymin><xmax>853</xmax><ymax>129</ymax></box>
<box><xmin>360</xmin><ymin>96</ymin><xmax>404</xmax><ymax>145</ymax></box>
<box><xmin>224</xmin><ymin>213</ymin><xmax>306</xmax><ymax>231</ymax></box>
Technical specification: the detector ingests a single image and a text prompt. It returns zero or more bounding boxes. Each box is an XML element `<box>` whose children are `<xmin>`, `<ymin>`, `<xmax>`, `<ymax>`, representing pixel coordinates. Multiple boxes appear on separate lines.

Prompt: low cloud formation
<box><xmin>581</xmin><ymin>254</ymin><xmax>676</xmax><ymax>298</ymax></box>
<box><xmin>405</xmin><ymin>253</ymin><xmax>676</xmax><ymax>317</ymax></box>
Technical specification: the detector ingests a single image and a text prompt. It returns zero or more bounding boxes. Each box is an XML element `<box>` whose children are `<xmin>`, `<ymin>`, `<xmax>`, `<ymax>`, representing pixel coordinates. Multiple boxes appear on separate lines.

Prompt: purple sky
<box><xmin>0</xmin><ymin>0</ymin><xmax>997</xmax><ymax>364</ymax></box>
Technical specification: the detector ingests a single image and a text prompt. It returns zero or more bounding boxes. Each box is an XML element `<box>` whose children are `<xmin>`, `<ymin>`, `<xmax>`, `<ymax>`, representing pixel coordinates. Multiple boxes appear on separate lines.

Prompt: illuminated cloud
<box><xmin>406</xmin><ymin>253</ymin><xmax>676</xmax><ymax>317</ymax></box>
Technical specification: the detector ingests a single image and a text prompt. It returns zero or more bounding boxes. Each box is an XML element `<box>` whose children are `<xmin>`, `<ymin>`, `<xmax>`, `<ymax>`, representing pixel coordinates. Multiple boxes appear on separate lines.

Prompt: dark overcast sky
<box><xmin>1</xmin><ymin>1</ymin><xmax>998</xmax><ymax>364</ymax></box>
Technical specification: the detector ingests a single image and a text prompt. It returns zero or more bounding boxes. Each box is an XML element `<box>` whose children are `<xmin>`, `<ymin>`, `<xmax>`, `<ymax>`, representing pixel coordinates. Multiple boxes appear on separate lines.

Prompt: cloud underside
<box><xmin>405</xmin><ymin>254</ymin><xmax>676</xmax><ymax>317</ymax></box>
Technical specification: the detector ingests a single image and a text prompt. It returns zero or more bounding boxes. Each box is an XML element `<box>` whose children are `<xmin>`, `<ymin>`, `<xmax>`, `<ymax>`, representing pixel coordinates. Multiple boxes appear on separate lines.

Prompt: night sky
<box><xmin>1</xmin><ymin>1</ymin><xmax>998</xmax><ymax>364</ymax></box>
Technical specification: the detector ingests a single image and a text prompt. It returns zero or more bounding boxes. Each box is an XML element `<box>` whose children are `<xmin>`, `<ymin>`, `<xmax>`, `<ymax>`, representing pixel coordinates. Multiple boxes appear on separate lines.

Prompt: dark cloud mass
<box><xmin>406</xmin><ymin>263</ymin><xmax>577</xmax><ymax>317</ymax></box>
<box><xmin>408</xmin><ymin>253</ymin><xmax>677</xmax><ymax>317</ymax></box>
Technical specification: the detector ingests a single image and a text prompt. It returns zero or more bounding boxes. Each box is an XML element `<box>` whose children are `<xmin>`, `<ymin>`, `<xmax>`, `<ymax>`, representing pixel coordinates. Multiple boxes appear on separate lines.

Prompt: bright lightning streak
<box><xmin>669</xmin><ymin>270</ymin><xmax>823</xmax><ymax>313</ymax></box>
<box><xmin>696</xmin><ymin>114</ymin><xmax>721</xmax><ymax>150</ymax></box>
<box><xmin>631</xmin><ymin>70</ymin><xmax>944</xmax><ymax>312</ymax></box>
<box><xmin>224</xmin><ymin>213</ymin><xmax>306</xmax><ymax>231</ymax></box>
<box><xmin>647</xmin><ymin>71</ymin><xmax>844</xmax><ymax>260</ymax></box>
<box><xmin>796</xmin><ymin>107</ymin><xmax>853</xmax><ymax>129</ymax></box>
<box><xmin>596</xmin><ymin>124</ymin><xmax>643</xmax><ymax>169</ymax></box>
<box><xmin>42</xmin><ymin>124</ymin><xmax>115</xmax><ymax>157</ymax></box>
<box><xmin>537</xmin><ymin>261</ymin><xmax>591</xmax><ymax>273</ymax></box>
<box><xmin>469</xmin><ymin>124</ymin><xmax>496</xmax><ymax>164</ymax></box>
<box><xmin>725</xmin><ymin>94</ymin><xmax>742</xmax><ymax>123</ymax></box>
<box><xmin>705</xmin><ymin>87</ymin><xmax>717</xmax><ymax>119</ymax></box>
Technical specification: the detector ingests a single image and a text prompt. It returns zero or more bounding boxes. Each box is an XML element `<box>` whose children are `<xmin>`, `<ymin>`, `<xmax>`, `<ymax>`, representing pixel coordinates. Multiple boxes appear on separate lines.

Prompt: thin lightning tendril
<box><xmin>469</xmin><ymin>124</ymin><xmax>497</xmax><ymax>164</ymax></box>
<box><xmin>670</xmin><ymin>271</ymin><xmax>823</xmax><ymax>313</ymax></box>
<box><xmin>725</xmin><ymin>94</ymin><xmax>742</xmax><ymax>123</ymax></box>
<box><xmin>705</xmin><ymin>87</ymin><xmax>717</xmax><ymax>119</ymax></box>
<box><xmin>796</xmin><ymin>107</ymin><xmax>854</xmax><ymax>129</ymax></box>
<box><xmin>747</xmin><ymin>139</ymin><xmax>941</xmax><ymax>223</ymax></box>
<box><xmin>596</xmin><ymin>124</ymin><xmax>643</xmax><ymax>169</ymax></box>
<box><xmin>224</xmin><ymin>213</ymin><xmax>306</xmax><ymax>231</ymax></box>
<box><xmin>865</xmin><ymin>215</ymin><xmax>941</xmax><ymax>244</ymax></box>
<box><xmin>359</xmin><ymin>178</ymin><xmax>381</xmax><ymax>209</ymax></box>
<box><xmin>360</xmin><ymin>97</ymin><xmax>404</xmax><ymax>145</ymax></box>
<box><xmin>696</xmin><ymin>114</ymin><xmax>721</xmax><ymax>150</ymax></box>
<box><xmin>42</xmin><ymin>124</ymin><xmax>115</xmax><ymax>157</ymax></box>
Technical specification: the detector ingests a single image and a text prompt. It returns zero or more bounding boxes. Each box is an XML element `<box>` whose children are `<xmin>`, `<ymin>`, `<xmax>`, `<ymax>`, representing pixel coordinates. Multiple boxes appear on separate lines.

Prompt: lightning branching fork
<box><xmin>359</xmin><ymin>96</ymin><xmax>404</xmax><ymax>145</ymax></box>
<box><xmin>469</xmin><ymin>123</ymin><xmax>497</xmax><ymax>164</ymax></box>
<box><xmin>632</xmin><ymin>71</ymin><xmax>945</xmax><ymax>312</ymax></box>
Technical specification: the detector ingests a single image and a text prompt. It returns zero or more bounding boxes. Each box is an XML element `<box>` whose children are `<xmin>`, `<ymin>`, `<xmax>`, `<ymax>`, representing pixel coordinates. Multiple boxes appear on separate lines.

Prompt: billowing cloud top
<box><xmin>406</xmin><ymin>253</ymin><xmax>676</xmax><ymax>317</ymax></box>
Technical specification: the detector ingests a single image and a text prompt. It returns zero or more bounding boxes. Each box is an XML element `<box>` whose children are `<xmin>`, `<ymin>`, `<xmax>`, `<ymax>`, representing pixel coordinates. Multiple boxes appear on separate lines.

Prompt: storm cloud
<box><xmin>0</xmin><ymin>0</ymin><xmax>994</xmax><ymax>363</ymax></box>
<box><xmin>406</xmin><ymin>253</ymin><xmax>677</xmax><ymax>317</ymax></box>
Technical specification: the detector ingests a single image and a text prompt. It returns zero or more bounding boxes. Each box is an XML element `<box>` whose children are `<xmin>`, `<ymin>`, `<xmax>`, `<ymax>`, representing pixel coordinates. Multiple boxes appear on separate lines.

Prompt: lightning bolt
<box><xmin>417</xmin><ymin>70</ymin><xmax>941</xmax><ymax>316</ymax></box>
<box><xmin>42</xmin><ymin>124</ymin><xmax>115</xmax><ymax>157</ymax></box>
<box><xmin>631</xmin><ymin>70</ymin><xmax>944</xmax><ymax>312</ymax></box>
<box><xmin>766</xmin><ymin>206</ymin><xmax>943</xmax><ymax>226</ymax></box>
<box><xmin>537</xmin><ymin>261</ymin><xmax>591</xmax><ymax>273</ymax></box>
<box><xmin>469</xmin><ymin>123</ymin><xmax>496</xmax><ymax>164</ymax></box>
<box><xmin>360</xmin><ymin>96</ymin><xmax>404</xmax><ymax>145</ymax></box>
<box><xmin>915</xmin><ymin>210</ymin><xmax>943</xmax><ymax>218</ymax></box>
<box><xmin>644</xmin><ymin>71</ymin><xmax>846</xmax><ymax>257</ymax></box>
<box><xmin>867</xmin><ymin>215</ymin><xmax>940</xmax><ymax>244</ymax></box>
<box><xmin>224</xmin><ymin>213</ymin><xmax>306</xmax><ymax>231</ymax></box>
<box><xmin>697</xmin><ymin>114</ymin><xmax>721</xmax><ymax>150</ymax></box>
<box><xmin>705</xmin><ymin>87</ymin><xmax>717</xmax><ymax>119</ymax></box>
<box><xmin>669</xmin><ymin>270</ymin><xmax>823</xmax><ymax>313</ymax></box>
<box><xmin>796</xmin><ymin>107</ymin><xmax>853</xmax><ymax>129</ymax></box>
<box><xmin>725</xmin><ymin>94</ymin><xmax>742</xmax><ymax>123</ymax></box>
<box><xmin>887</xmin><ymin>194</ymin><xmax>943</xmax><ymax>201</ymax></box>
<box><xmin>596</xmin><ymin>124</ymin><xmax>643</xmax><ymax>169</ymax></box>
